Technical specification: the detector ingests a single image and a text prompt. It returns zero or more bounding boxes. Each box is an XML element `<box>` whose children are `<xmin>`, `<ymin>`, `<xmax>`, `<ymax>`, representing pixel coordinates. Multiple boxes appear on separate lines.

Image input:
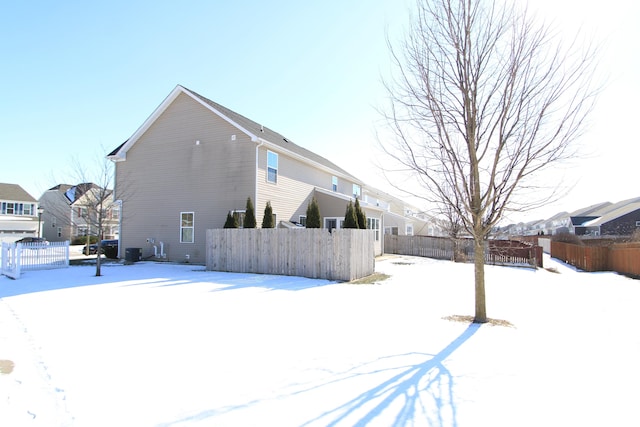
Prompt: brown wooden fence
<box><xmin>551</xmin><ymin>241</ymin><xmax>640</xmax><ymax>277</ymax></box>
<box><xmin>609</xmin><ymin>243</ymin><xmax>640</xmax><ymax>277</ymax></box>
<box><xmin>206</xmin><ymin>228</ymin><xmax>374</xmax><ymax>282</ymax></box>
<box><xmin>487</xmin><ymin>240</ymin><xmax>544</xmax><ymax>268</ymax></box>
<box><xmin>384</xmin><ymin>235</ymin><xmax>543</xmax><ymax>268</ymax></box>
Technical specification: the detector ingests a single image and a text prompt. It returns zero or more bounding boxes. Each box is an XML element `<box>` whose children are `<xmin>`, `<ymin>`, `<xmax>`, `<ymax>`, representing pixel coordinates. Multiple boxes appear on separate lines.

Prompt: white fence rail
<box><xmin>206</xmin><ymin>229</ymin><xmax>375</xmax><ymax>282</ymax></box>
<box><xmin>1</xmin><ymin>241</ymin><xmax>70</xmax><ymax>279</ymax></box>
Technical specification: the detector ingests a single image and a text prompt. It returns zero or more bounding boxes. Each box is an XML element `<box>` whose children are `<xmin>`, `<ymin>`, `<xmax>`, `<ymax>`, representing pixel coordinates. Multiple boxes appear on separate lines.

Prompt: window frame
<box><xmin>299</xmin><ymin>215</ymin><xmax>307</xmax><ymax>227</ymax></box>
<box><xmin>367</xmin><ymin>217</ymin><xmax>380</xmax><ymax>241</ymax></box>
<box><xmin>332</xmin><ymin>176</ymin><xmax>338</xmax><ymax>192</ymax></box>
<box><xmin>233</xmin><ymin>210</ymin><xmax>246</xmax><ymax>229</ymax></box>
<box><xmin>180</xmin><ymin>212</ymin><xmax>195</xmax><ymax>243</ymax></box>
<box><xmin>267</xmin><ymin>150</ymin><xmax>278</xmax><ymax>184</ymax></box>
<box><xmin>352</xmin><ymin>184</ymin><xmax>361</xmax><ymax>199</ymax></box>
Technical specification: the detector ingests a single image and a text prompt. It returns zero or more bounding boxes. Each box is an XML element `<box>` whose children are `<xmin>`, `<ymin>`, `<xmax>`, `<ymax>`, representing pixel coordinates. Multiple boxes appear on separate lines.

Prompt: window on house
<box><xmin>267</xmin><ymin>151</ymin><xmax>278</xmax><ymax>183</ymax></box>
<box><xmin>111</xmin><ymin>206</ymin><xmax>120</xmax><ymax>220</ymax></box>
<box><xmin>233</xmin><ymin>210</ymin><xmax>246</xmax><ymax>228</ymax></box>
<box><xmin>299</xmin><ymin>215</ymin><xmax>307</xmax><ymax>227</ymax></box>
<box><xmin>332</xmin><ymin>176</ymin><xmax>338</xmax><ymax>192</ymax></box>
<box><xmin>57</xmin><ymin>227</ymin><xmax>62</xmax><ymax>238</ymax></box>
<box><xmin>180</xmin><ymin>212</ymin><xmax>194</xmax><ymax>243</ymax></box>
<box><xmin>406</xmin><ymin>225</ymin><xmax>414</xmax><ymax>236</ymax></box>
<box><xmin>353</xmin><ymin>184</ymin><xmax>361</xmax><ymax>199</ymax></box>
<box><xmin>636</xmin><ymin>221</ymin><xmax>640</xmax><ymax>227</ymax></box>
<box><xmin>367</xmin><ymin>217</ymin><xmax>380</xmax><ymax>241</ymax></box>
<box><xmin>23</xmin><ymin>204</ymin><xmax>33</xmax><ymax>216</ymax></box>
<box><xmin>52</xmin><ymin>216</ymin><xmax>57</xmax><ymax>227</ymax></box>
<box><xmin>385</xmin><ymin>226</ymin><xmax>399</xmax><ymax>236</ymax></box>
<box><xmin>6</xmin><ymin>203</ymin><xmax>14</xmax><ymax>215</ymax></box>
<box><xmin>325</xmin><ymin>218</ymin><xmax>340</xmax><ymax>231</ymax></box>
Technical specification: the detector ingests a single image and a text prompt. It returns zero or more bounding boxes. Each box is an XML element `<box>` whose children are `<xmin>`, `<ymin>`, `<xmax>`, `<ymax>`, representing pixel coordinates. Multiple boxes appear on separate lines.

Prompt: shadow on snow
<box><xmin>0</xmin><ymin>262</ymin><xmax>336</xmax><ymax>298</ymax></box>
<box><xmin>159</xmin><ymin>324</ymin><xmax>480</xmax><ymax>427</ymax></box>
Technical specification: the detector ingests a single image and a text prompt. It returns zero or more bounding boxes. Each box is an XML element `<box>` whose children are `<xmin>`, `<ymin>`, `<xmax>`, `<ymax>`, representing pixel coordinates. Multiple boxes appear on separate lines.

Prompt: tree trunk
<box><xmin>95</xmin><ymin>241</ymin><xmax>102</xmax><ymax>277</ymax></box>
<box><xmin>473</xmin><ymin>238</ymin><xmax>487</xmax><ymax>323</ymax></box>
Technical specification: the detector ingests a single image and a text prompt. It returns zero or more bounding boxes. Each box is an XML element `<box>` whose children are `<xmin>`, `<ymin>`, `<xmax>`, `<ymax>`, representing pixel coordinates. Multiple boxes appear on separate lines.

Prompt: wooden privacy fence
<box><xmin>384</xmin><ymin>235</ymin><xmax>543</xmax><ymax>268</ymax></box>
<box><xmin>384</xmin><ymin>235</ymin><xmax>471</xmax><ymax>261</ymax></box>
<box><xmin>1</xmin><ymin>241</ymin><xmax>70</xmax><ymax>279</ymax></box>
<box><xmin>609</xmin><ymin>243</ymin><xmax>640</xmax><ymax>277</ymax></box>
<box><xmin>206</xmin><ymin>229</ymin><xmax>375</xmax><ymax>282</ymax></box>
<box><xmin>551</xmin><ymin>241</ymin><xmax>640</xmax><ymax>277</ymax></box>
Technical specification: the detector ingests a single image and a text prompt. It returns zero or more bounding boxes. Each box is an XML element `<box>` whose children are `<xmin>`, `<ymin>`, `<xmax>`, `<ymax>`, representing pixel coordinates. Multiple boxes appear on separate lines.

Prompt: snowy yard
<box><xmin>1</xmin><ymin>255</ymin><xmax>639</xmax><ymax>427</ymax></box>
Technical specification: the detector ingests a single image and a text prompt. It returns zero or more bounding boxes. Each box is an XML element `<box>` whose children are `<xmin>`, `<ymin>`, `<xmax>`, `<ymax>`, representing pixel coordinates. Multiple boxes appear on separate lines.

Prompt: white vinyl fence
<box><xmin>1</xmin><ymin>241</ymin><xmax>70</xmax><ymax>279</ymax></box>
<box><xmin>538</xmin><ymin>237</ymin><xmax>551</xmax><ymax>254</ymax></box>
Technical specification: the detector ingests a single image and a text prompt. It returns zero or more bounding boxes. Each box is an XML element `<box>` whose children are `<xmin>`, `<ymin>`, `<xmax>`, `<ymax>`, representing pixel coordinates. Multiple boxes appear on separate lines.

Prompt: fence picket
<box><xmin>206</xmin><ymin>229</ymin><xmax>374</xmax><ymax>281</ymax></box>
<box><xmin>1</xmin><ymin>241</ymin><xmax>70</xmax><ymax>279</ymax></box>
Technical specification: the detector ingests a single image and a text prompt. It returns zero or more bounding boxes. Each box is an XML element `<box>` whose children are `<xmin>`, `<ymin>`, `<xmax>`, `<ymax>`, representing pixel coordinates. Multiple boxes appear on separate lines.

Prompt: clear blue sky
<box><xmin>1</xmin><ymin>0</ymin><xmax>638</xmax><ymax>223</ymax></box>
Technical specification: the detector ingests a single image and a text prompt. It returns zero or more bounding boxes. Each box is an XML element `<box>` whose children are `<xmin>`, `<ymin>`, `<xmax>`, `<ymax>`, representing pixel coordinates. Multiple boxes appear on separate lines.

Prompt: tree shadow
<box><xmin>159</xmin><ymin>324</ymin><xmax>480</xmax><ymax>427</ymax></box>
<box><xmin>299</xmin><ymin>324</ymin><xmax>480</xmax><ymax>426</ymax></box>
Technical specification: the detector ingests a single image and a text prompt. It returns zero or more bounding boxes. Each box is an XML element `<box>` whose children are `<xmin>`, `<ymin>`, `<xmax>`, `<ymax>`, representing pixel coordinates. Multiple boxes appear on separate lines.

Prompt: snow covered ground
<box><xmin>1</xmin><ymin>255</ymin><xmax>639</xmax><ymax>427</ymax></box>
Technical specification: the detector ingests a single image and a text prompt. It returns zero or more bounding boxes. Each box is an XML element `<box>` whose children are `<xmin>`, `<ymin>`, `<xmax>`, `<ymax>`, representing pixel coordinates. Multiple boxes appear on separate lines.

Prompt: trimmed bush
<box><xmin>244</xmin><ymin>197</ymin><xmax>256</xmax><ymax>228</ymax></box>
<box><xmin>262</xmin><ymin>201</ymin><xmax>274</xmax><ymax>228</ymax></box>
<box><xmin>72</xmin><ymin>236</ymin><xmax>98</xmax><ymax>245</ymax></box>
<box><xmin>224</xmin><ymin>211</ymin><xmax>238</xmax><ymax>228</ymax></box>
<box><xmin>343</xmin><ymin>201</ymin><xmax>358</xmax><ymax>229</ymax></box>
<box><xmin>306</xmin><ymin>197</ymin><xmax>321</xmax><ymax>228</ymax></box>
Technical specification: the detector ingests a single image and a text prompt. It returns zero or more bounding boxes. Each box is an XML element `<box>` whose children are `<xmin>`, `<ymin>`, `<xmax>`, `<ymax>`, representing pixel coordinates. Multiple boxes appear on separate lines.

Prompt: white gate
<box><xmin>1</xmin><ymin>241</ymin><xmax>70</xmax><ymax>279</ymax></box>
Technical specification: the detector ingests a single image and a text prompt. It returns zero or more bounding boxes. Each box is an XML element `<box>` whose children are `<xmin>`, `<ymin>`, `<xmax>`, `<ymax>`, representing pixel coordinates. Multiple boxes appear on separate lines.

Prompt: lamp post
<box><xmin>37</xmin><ymin>206</ymin><xmax>44</xmax><ymax>238</ymax></box>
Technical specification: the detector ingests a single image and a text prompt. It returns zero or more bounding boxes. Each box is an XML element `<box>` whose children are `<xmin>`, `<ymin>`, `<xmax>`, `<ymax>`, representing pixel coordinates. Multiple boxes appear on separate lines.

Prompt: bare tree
<box><xmin>70</xmin><ymin>154</ymin><xmax>121</xmax><ymax>277</ymax></box>
<box><xmin>381</xmin><ymin>0</ymin><xmax>599</xmax><ymax>322</ymax></box>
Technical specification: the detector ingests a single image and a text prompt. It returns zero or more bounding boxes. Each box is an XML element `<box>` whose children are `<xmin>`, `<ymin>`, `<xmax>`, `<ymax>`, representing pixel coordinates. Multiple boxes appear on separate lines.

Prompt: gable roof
<box><xmin>108</xmin><ymin>85</ymin><xmax>361</xmax><ymax>183</ymax></box>
<box><xmin>0</xmin><ymin>183</ymin><xmax>36</xmax><ymax>202</ymax></box>
<box><xmin>570</xmin><ymin>202</ymin><xmax>612</xmax><ymax>217</ymax></box>
<box><xmin>583</xmin><ymin>201</ymin><xmax>640</xmax><ymax>227</ymax></box>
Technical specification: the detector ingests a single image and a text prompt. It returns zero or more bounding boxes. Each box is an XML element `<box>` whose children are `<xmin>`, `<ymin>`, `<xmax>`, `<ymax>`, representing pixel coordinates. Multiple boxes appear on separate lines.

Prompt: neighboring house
<box><xmin>572</xmin><ymin>198</ymin><xmax>640</xmax><ymax>236</ymax></box>
<box><xmin>0</xmin><ymin>183</ymin><xmax>40</xmax><ymax>243</ymax></box>
<box><xmin>108</xmin><ymin>85</ymin><xmax>431</xmax><ymax>263</ymax></box>
<box><xmin>39</xmin><ymin>183</ymin><xmax>120</xmax><ymax>242</ymax></box>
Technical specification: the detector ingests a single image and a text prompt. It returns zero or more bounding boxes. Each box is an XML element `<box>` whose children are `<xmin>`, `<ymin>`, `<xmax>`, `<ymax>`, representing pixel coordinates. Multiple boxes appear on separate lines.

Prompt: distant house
<box><xmin>39</xmin><ymin>183</ymin><xmax>120</xmax><ymax>243</ymax></box>
<box><xmin>108</xmin><ymin>85</ymin><xmax>432</xmax><ymax>263</ymax></box>
<box><xmin>0</xmin><ymin>183</ymin><xmax>40</xmax><ymax>243</ymax></box>
<box><xmin>573</xmin><ymin>199</ymin><xmax>640</xmax><ymax>236</ymax></box>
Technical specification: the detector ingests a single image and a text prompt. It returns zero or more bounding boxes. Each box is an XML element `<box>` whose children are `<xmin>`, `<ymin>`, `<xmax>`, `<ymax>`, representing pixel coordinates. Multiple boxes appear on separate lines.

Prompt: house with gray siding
<box><xmin>39</xmin><ymin>183</ymin><xmax>120</xmax><ymax>243</ymax></box>
<box><xmin>108</xmin><ymin>85</ymin><xmax>432</xmax><ymax>263</ymax></box>
<box><xmin>0</xmin><ymin>183</ymin><xmax>40</xmax><ymax>243</ymax></box>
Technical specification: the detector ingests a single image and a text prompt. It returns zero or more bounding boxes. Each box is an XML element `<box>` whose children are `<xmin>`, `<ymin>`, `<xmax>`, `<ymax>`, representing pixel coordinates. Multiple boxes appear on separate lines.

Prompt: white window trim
<box><xmin>180</xmin><ymin>212</ymin><xmax>195</xmax><ymax>243</ymax></box>
<box><xmin>352</xmin><ymin>184</ymin><xmax>361</xmax><ymax>199</ymax></box>
<box><xmin>324</xmin><ymin>217</ymin><xmax>344</xmax><ymax>230</ymax></box>
<box><xmin>367</xmin><ymin>217</ymin><xmax>380</xmax><ymax>241</ymax></box>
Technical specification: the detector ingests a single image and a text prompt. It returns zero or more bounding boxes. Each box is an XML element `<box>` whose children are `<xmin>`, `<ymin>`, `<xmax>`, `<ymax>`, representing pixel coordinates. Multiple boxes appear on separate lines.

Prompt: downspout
<box><xmin>255</xmin><ymin>137</ymin><xmax>265</xmax><ymax>217</ymax></box>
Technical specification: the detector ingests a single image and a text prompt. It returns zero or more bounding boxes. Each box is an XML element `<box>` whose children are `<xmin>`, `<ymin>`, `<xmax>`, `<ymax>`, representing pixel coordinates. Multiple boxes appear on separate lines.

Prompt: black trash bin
<box><xmin>125</xmin><ymin>247</ymin><xmax>141</xmax><ymax>263</ymax></box>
